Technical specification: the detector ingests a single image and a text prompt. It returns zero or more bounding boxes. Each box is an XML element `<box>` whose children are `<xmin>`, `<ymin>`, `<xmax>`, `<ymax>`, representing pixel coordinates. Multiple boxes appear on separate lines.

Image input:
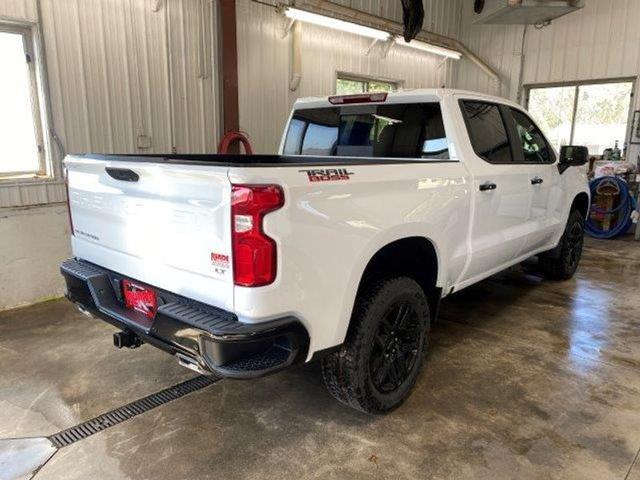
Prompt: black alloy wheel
<box><xmin>321</xmin><ymin>277</ymin><xmax>430</xmax><ymax>413</ymax></box>
<box><xmin>565</xmin><ymin>216</ymin><xmax>584</xmax><ymax>271</ymax></box>
<box><xmin>539</xmin><ymin>209</ymin><xmax>585</xmax><ymax>280</ymax></box>
<box><xmin>369</xmin><ymin>301</ymin><xmax>422</xmax><ymax>394</ymax></box>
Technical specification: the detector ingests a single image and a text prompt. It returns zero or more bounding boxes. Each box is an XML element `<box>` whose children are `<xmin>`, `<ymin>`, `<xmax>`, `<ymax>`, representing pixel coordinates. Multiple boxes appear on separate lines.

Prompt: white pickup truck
<box><xmin>61</xmin><ymin>89</ymin><xmax>589</xmax><ymax>413</ymax></box>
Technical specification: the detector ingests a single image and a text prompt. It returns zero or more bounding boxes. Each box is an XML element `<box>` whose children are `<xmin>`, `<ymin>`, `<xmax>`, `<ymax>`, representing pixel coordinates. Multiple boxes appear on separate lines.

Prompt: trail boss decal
<box><xmin>299</xmin><ymin>168</ymin><xmax>354</xmax><ymax>182</ymax></box>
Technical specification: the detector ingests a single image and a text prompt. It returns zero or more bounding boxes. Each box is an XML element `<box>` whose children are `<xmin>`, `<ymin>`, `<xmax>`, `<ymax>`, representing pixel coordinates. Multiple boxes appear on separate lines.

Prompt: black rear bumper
<box><xmin>61</xmin><ymin>258</ymin><xmax>309</xmax><ymax>379</ymax></box>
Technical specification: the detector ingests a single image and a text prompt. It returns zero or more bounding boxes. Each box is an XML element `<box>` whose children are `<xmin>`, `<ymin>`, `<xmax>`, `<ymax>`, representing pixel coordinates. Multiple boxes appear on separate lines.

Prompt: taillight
<box><xmin>231</xmin><ymin>184</ymin><xmax>284</xmax><ymax>287</ymax></box>
<box><xmin>64</xmin><ymin>167</ymin><xmax>74</xmax><ymax>236</ymax></box>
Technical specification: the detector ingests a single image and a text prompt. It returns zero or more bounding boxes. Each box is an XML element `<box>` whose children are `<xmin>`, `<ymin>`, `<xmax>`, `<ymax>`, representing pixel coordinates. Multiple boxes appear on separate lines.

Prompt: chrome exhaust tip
<box><xmin>75</xmin><ymin>303</ymin><xmax>93</xmax><ymax>318</ymax></box>
<box><xmin>176</xmin><ymin>353</ymin><xmax>209</xmax><ymax>375</ymax></box>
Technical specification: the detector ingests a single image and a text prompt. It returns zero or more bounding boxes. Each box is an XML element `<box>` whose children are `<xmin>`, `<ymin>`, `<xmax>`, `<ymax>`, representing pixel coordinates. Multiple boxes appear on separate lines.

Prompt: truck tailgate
<box><xmin>65</xmin><ymin>155</ymin><xmax>233</xmax><ymax>311</ymax></box>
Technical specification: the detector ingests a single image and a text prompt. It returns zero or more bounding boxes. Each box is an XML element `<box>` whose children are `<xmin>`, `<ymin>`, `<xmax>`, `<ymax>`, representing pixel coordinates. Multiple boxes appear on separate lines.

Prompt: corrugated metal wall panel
<box><xmin>40</xmin><ymin>0</ymin><xmax>220</xmax><ymax>156</ymax></box>
<box><xmin>454</xmin><ymin>0</ymin><xmax>523</xmax><ymax>99</ymax></box>
<box><xmin>41</xmin><ymin>0</ymin><xmax>92</xmax><ymax>153</ymax></box>
<box><xmin>455</xmin><ymin>0</ymin><xmax>640</xmax><ymax>98</ymax></box>
<box><xmin>0</xmin><ymin>0</ymin><xmax>37</xmax><ymax>23</ymax></box>
<box><xmin>236</xmin><ymin>0</ymin><xmax>294</xmax><ymax>156</ymax></box>
<box><xmin>237</xmin><ymin>0</ymin><xmax>460</xmax><ymax>154</ymax></box>
<box><xmin>1</xmin><ymin>0</ymin><xmax>220</xmax><ymax>208</ymax></box>
<box><xmin>0</xmin><ymin>185</ymin><xmax>22</xmax><ymax>207</ymax></box>
<box><xmin>166</xmin><ymin>0</ymin><xmax>220</xmax><ymax>154</ymax></box>
<box><xmin>424</xmin><ymin>0</ymin><xmax>462</xmax><ymax>38</ymax></box>
<box><xmin>522</xmin><ymin>0</ymin><xmax>640</xmax><ymax>85</ymax></box>
<box><xmin>329</xmin><ymin>0</ymin><xmax>402</xmax><ymax>23</ymax></box>
<box><xmin>300</xmin><ymin>24</ymin><xmax>455</xmax><ymax>93</ymax></box>
<box><xmin>328</xmin><ymin>0</ymin><xmax>461</xmax><ymax>38</ymax></box>
<box><xmin>130</xmin><ymin>0</ymin><xmax>173</xmax><ymax>154</ymax></box>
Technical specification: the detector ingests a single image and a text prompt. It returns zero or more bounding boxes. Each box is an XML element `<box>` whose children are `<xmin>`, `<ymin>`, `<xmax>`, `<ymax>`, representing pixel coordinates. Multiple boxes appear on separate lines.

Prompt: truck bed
<box><xmin>75</xmin><ymin>153</ymin><xmax>448</xmax><ymax>167</ymax></box>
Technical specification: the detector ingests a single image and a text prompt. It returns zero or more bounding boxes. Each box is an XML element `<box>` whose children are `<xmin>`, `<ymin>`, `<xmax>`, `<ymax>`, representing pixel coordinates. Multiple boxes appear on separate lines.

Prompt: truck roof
<box><xmin>293</xmin><ymin>88</ymin><xmax>523</xmax><ymax>110</ymax></box>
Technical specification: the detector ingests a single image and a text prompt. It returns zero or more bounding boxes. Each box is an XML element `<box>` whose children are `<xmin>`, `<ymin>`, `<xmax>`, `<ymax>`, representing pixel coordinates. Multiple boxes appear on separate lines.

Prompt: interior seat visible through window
<box><xmin>283</xmin><ymin>102</ymin><xmax>450</xmax><ymax>160</ymax></box>
<box><xmin>509</xmin><ymin>108</ymin><xmax>554</xmax><ymax>164</ymax></box>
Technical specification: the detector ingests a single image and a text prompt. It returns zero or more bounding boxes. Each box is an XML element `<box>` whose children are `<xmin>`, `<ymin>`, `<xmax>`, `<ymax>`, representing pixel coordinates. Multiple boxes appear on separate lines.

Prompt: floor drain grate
<box><xmin>48</xmin><ymin>375</ymin><xmax>219</xmax><ymax>448</ymax></box>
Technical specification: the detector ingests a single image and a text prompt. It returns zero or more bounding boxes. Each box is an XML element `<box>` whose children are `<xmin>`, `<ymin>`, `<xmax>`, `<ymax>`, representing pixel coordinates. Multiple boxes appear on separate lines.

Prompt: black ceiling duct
<box><xmin>401</xmin><ymin>0</ymin><xmax>424</xmax><ymax>42</ymax></box>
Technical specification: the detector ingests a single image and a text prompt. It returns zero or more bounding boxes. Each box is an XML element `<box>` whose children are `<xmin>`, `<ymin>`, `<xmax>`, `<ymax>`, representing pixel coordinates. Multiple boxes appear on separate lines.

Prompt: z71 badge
<box><xmin>299</xmin><ymin>168</ymin><xmax>354</xmax><ymax>182</ymax></box>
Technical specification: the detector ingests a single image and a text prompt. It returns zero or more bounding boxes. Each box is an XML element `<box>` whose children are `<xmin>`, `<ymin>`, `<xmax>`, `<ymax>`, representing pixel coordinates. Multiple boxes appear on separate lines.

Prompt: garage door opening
<box><xmin>526</xmin><ymin>80</ymin><xmax>634</xmax><ymax>156</ymax></box>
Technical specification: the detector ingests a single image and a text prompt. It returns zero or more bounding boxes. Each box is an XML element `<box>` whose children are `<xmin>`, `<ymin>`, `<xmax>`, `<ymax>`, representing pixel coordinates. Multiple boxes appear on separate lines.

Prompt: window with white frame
<box><xmin>527</xmin><ymin>80</ymin><xmax>634</xmax><ymax>156</ymax></box>
<box><xmin>336</xmin><ymin>74</ymin><xmax>398</xmax><ymax>95</ymax></box>
<box><xmin>0</xmin><ymin>25</ymin><xmax>46</xmax><ymax>178</ymax></box>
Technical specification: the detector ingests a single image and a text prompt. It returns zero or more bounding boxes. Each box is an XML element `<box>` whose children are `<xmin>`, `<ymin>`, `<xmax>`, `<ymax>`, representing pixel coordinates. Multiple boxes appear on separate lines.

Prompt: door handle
<box><xmin>530</xmin><ymin>176</ymin><xmax>544</xmax><ymax>185</ymax></box>
<box><xmin>479</xmin><ymin>182</ymin><xmax>497</xmax><ymax>191</ymax></box>
<box><xmin>105</xmin><ymin>167</ymin><xmax>139</xmax><ymax>182</ymax></box>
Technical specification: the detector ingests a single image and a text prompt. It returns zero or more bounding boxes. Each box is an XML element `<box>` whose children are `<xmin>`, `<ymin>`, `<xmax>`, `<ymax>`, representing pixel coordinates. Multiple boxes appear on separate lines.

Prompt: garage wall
<box><xmin>329</xmin><ymin>0</ymin><xmax>461</xmax><ymax>38</ymax></box>
<box><xmin>0</xmin><ymin>0</ymin><xmax>221</xmax><ymax>310</ymax></box>
<box><xmin>0</xmin><ymin>0</ymin><xmax>221</xmax><ymax>211</ymax></box>
<box><xmin>0</xmin><ymin>1</ymin><xmax>64</xmax><ymax>311</ymax></box>
<box><xmin>41</xmin><ymin>0</ymin><xmax>221</xmax><ymax>159</ymax></box>
<box><xmin>0</xmin><ymin>0</ymin><xmax>37</xmax><ymax>23</ymax></box>
<box><xmin>457</xmin><ymin>0</ymin><xmax>640</xmax><ymax>97</ymax></box>
<box><xmin>455</xmin><ymin>0</ymin><xmax>640</xmax><ymax>162</ymax></box>
<box><xmin>237</xmin><ymin>0</ymin><xmax>463</xmax><ymax>153</ymax></box>
<box><xmin>0</xmin><ymin>204</ymin><xmax>71</xmax><ymax>309</ymax></box>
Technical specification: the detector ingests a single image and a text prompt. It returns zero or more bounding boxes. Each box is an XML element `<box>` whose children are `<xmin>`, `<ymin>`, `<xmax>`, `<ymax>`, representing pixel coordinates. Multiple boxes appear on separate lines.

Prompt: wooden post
<box><xmin>220</xmin><ymin>0</ymin><xmax>240</xmax><ymax>152</ymax></box>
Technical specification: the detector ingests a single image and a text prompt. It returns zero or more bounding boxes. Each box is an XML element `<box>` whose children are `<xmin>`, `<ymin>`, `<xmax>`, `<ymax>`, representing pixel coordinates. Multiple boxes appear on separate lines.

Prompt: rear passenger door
<box><xmin>507</xmin><ymin>108</ymin><xmax>563</xmax><ymax>252</ymax></box>
<box><xmin>457</xmin><ymin>100</ymin><xmax>533</xmax><ymax>285</ymax></box>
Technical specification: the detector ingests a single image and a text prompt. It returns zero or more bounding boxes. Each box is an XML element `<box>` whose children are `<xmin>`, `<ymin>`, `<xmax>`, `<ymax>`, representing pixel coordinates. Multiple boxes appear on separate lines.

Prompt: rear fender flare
<box><xmin>333</xmin><ymin>224</ymin><xmax>444</xmax><ymax>346</ymax></box>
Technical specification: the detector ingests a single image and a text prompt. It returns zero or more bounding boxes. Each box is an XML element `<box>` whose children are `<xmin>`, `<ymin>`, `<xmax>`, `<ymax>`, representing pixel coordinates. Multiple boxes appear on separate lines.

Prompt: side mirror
<box><xmin>558</xmin><ymin>145</ymin><xmax>588</xmax><ymax>174</ymax></box>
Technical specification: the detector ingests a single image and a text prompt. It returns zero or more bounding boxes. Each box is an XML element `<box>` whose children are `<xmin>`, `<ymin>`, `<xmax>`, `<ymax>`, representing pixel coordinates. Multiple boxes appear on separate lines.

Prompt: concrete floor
<box><xmin>1</xmin><ymin>237</ymin><xmax>640</xmax><ymax>480</ymax></box>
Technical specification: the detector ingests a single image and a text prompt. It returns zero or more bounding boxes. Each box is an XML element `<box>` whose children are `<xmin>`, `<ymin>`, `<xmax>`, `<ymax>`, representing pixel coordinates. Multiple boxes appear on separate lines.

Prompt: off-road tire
<box><xmin>539</xmin><ymin>209</ymin><xmax>585</xmax><ymax>280</ymax></box>
<box><xmin>321</xmin><ymin>277</ymin><xmax>430</xmax><ymax>414</ymax></box>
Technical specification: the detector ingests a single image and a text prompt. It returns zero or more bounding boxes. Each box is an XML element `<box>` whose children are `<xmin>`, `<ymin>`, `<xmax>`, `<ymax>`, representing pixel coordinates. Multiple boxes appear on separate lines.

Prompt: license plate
<box><xmin>122</xmin><ymin>279</ymin><xmax>157</xmax><ymax>319</ymax></box>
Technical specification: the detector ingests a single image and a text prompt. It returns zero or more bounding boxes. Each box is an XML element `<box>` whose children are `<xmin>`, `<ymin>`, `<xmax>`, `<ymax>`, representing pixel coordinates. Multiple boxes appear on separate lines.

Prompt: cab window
<box><xmin>461</xmin><ymin>101</ymin><xmax>513</xmax><ymax>164</ymax></box>
<box><xmin>282</xmin><ymin>102</ymin><xmax>449</xmax><ymax>160</ymax></box>
<box><xmin>509</xmin><ymin>108</ymin><xmax>555</xmax><ymax>163</ymax></box>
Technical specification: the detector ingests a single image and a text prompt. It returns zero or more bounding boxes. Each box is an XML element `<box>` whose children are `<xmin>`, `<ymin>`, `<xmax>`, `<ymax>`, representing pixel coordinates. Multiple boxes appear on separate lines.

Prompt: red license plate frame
<box><xmin>122</xmin><ymin>279</ymin><xmax>157</xmax><ymax>320</ymax></box>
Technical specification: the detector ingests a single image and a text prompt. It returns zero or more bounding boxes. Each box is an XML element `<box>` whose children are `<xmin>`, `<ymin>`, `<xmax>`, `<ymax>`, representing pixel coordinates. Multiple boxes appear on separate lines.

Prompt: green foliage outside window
<box><xmin>528</xmin><ymin>81</ymin><xmax>632</xmax><ymax>155</ymax></box>
<box><xmin>336</xmin><ymin>77</ymin><xmax>397</xmax><ymax>95</ymax></box>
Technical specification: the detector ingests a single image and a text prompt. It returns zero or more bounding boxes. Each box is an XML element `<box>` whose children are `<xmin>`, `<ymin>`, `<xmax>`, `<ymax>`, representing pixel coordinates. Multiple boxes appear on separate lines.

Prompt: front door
<box><xmin>456</xmin><ymin>100</ymin><xmax>533</xmax><ymax>285</ymax></box>
<box><xmin>507</xmin><ymin>107</ymin><xmax>564</xmax><ymax>252</ymax></box>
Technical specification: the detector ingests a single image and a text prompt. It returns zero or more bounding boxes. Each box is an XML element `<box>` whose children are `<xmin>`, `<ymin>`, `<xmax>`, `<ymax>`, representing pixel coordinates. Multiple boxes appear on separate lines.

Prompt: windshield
<box><xmin>282</xmin><ymin>102</ymin><xmax>449</xmax><ymax>160</ymax></box>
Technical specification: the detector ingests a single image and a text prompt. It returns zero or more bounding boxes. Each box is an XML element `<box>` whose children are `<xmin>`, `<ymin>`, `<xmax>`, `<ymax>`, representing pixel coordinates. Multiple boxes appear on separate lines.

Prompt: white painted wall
<box><xmin>0</xmin><ymin>204</ymin><xmax>71</xmax><ymax>310</ymax></box>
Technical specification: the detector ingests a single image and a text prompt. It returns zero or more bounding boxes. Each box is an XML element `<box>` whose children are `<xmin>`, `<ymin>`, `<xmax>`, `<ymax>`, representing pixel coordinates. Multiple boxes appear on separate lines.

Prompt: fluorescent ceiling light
<box><xmin>394</xmin><ymin>37</ymin><xmax>462</xmax><ymax>60</ymax></box>
<box><xmin>284</xmin><ymin>7</ymin><xmax>391</xmax><ymax>41</ymax></box>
